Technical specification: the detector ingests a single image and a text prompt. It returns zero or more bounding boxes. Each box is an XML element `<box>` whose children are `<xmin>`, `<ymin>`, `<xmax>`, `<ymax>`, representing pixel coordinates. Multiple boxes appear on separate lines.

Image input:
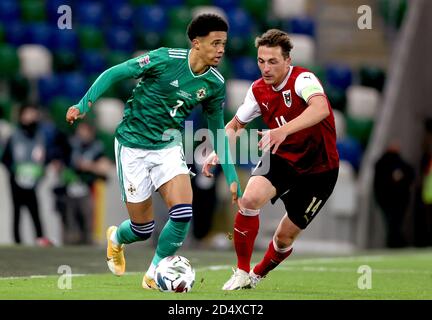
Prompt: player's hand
<box><xmin>65</xmin><ymin>103</ymin><xmax>90</xmax><ymax>124</ymax></box>
<box><xmin>202</xmin><ymin>151</ymin><xmax>219</xmax><ymax>177</ymax></box>
<box><xmin>257</xmin><ymin>128</ymin><xmax>287</xmax><ymax>154</ymax></box>
<box><xmin>230</xmin><ymin>181</ymin><xmax>239</xmax><ymax>205</ymax></box>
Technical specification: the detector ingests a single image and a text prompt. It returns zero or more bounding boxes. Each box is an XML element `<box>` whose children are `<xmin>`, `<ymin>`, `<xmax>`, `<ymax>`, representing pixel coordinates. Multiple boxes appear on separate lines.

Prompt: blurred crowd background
<box><xmin>1</xmin><ymin>0</ymin><xmax>431</xmax><ymax>252</ymax></box>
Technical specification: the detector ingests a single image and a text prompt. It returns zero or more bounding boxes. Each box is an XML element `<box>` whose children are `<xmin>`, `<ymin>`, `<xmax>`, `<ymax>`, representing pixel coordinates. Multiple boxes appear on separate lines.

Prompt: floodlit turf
<box><xmin>0</xmin><ymin>247</ymin><xmax>431</xmax><ymax>300</ymax></box>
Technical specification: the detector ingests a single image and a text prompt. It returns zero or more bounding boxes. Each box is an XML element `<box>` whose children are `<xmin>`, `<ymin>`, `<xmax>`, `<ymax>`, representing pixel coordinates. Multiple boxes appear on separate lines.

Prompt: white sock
<box><xmin>146</xmin><ymin>263</ymin><xmax>157</xmax><ymax>279</ymax></box>
<box><xmin>110</xmin><ymin>229</ymin><xmax>120</xmax><ymax>246</ymax></box>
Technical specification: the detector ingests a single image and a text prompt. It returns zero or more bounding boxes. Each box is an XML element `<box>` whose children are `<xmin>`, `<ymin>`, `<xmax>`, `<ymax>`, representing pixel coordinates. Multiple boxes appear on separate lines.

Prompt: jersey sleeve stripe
<box><xmin>306</xmin><ymin>93</ymin><xmax>326</xmax><ymax>104</ymax></box>
<box><xmin>169</xmin><ymin>55</ymin><xmax>187</xmax><ymax>59</ymax></box>
<box><xmin>210</xmin><ymin>69</ymin><xmax>225</xmax><ymax>83</ymax></box>
<box><xmin>235</xmin><ymin>115</ymin><xmax>248</xmax><ymax>125</ymax></box>
<box><xmin>168</xmin><ymin>49</ymin><xmax>187</xmax><ymax>54</ymax></box>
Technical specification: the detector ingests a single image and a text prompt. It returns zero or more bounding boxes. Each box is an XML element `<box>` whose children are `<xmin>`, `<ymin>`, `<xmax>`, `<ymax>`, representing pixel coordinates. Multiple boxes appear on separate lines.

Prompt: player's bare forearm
<box><xmin>280</xmin><ymin>95</ymin><xmax>330</xmax><ymax>136</ymax></box>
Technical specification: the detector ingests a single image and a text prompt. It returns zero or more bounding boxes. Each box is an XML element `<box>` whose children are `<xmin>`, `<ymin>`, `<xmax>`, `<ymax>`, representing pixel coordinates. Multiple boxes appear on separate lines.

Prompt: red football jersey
<box><xmin>235</xmin><ymin>66</ymin><xmax>339</xmax><ymax>174</ymax></box>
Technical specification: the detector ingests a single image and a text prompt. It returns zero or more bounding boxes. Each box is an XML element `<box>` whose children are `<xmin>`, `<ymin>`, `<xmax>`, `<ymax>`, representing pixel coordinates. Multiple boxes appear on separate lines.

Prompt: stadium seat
<box><xmin>241</xmin><ymin>0</ymin><xmax>269</xmax><ymax>21</ymax></box>
<box><xmin>346</xmin><ymin>85</ymin><xmax>380</xmax><ymax>120</ymax></box>
<box><xmin>159</xmin><ymin>0</ymin><xmax>185</xmax><ymax>6</ymax></box>
<box><xmin>78</xmin><ymin>26</ymin><xmax>105</xmax><ymax>49</ymax></box>
<box><xmin>9</xmin><ymin>74</ymin><xmax>30</xmax><ymax>103</ymax></box>
<box><xmin>333</xmin><ymin>109</ymin><xmax>347</xmax><ymax>140</ymax></box>
<box><xmin>59</xmin><ymin>72</ymin><xmax>88</xmax><ymax>101</ymax></box>
<box><xmin>359</xmin><ymin>65</ymin><xmax>386</xmax><ymax>92</ymax></box>
<box><xmin>325</xmin><ymin>85</ymin><xmax>346</xmax><ymax>112</ymax></box>
<box><xmin>26</xmin><ymin>23</ymin><xmax>53</xmax><ymax>48</ymax></box>
<box><xmin>226</xmin><ymin>34</ymin><xmax>248</xmax><ymax>57</ymax></box>
<box><xmin>163</xmin><ymin>29</ymin><xmax>190</xmax><ymax>49</ymax></box>
<box><xmin>286</xmin><ymin>16</ymin><xmax>316</xmax><ymax>37</ymax></box>
<box><xmin>52</xmin><ymin>29</ymin><xmax>79</xmax><ymax>52</ymax></box>
<box><xmin>38</xmin><ymin>75</ymin><xmax>61</xmax><ymax>105</ymax></box>
<box><xmin>0</xmin><ymin>0</ymin><xmax>20</xmax><ymax>24</ymax></box>
<box><xmin>134</xmin><ymin>5</ymin><xmax>168</xmax><ymax>33</ymax></box>
<box><xmin>167</xmin><ymin>6</ymin><xmax>193</xmax><ymax>30</ymax></box>
<box><xmin>77</xmin><ymin>2</ymin><xmax>105</xmax><ymax>27</ymax></box>
<box><xmin>131</xmin><ymin>0</ymin><xmax>156</xmax><ymax>5</ymax></box>
<box><xmin>93</xmin><ymin>98</ymin><xmax>124</xmax><ymax>134</ymax></box>
<box><xmin>106</xmin><ymin>27</ymin><xmax>135</xmax><ymax>53</ymax></box>
<box><xmin>226</xmin><ymin>8</ymin><xmax>255</xmax><ymax>36</ymax></box>
<box><xmin>0</xmin><ymin>44</ymin><xmax>19</xmax><ymax>78</ymax></box>
<box><xmin>0</xmin><ymin>24</ymin><xmax>3</xmax><ymax>43</ymax></box>
<box><xmin>53</xmin><ymin>51</ymin><xmax>78</xmax><ymax>73</ymax></box>
<box><xmin>378</xmin><ymin>0</ymin><xmax>408</xmax><ymax>29</ymax></box>
<box><xmin>336</xmin><ymin>137</ymin><xmax>363</xmax><ymax>172</ymax></box>
<box><xmin>191</xmin><ymin>6</ymin><xmax>227</xmax><ymax>21</ymax></box>
<box><xmin>20</xmin><ymin>0</ymin><xmax>46</xmax><ymax>22</ymax></box>
<box><xmin>272</xmin><ymin>0</ymin><xmax>307</xmax><ymax>19</ymax></box>
<box><xmin>232</xmin><ymin>56</ymin><xmax>261</xmax><ymax>81</ymax></box>
<box><xmin>80</xmin><ymin>50</ymin><xmax>108</xmax><ymax>75</ymax></box>
<box><xmin>326</xmin><ymin>64</ymin><xmax>353</xmax><ymax>91</ymax></box>
<box><xmin>304</xmin><ymin>64</ymin><xmax>326</xmax><ymax>82</ymax></box>
<box><xmin>186</xmin><ymin>0</ymin><xmax>211</xmax><ymax>7</ymax></box>
<box><xmin>212</xmin><ymin>0</ymin><xmax>238</xmax><ymax>12</ymax></box>
<box><xmin>289</xmin><ymin>34</ymin><xmax>315</xmax><ymax>65</ymax></box>
<box><xmin>18</xmin><ymin>44</ymin><xmax>53</xmax><ymax>79</ymax></box>
<box><xmin>0</xmin><ymin>97</ymin><xmax>13</xmax><ymax>122</ymax></box>
<box><xmin>327</xmin><ymin>160</ymin><xmax>357</xmax><ymax>217</ymax></box>
<box><xmin>226</xmin><ymin>79</ymin><xmax>253</xmax><ymax>114</ymax></box>
<box><xmin>346</xmin><ymin>116</ymin><xmax>374</xmax><ymax>148</ymax></box>
<box><xmin>136</xmin><ymin>31</ymin><xmax>163</xmax><ymax>51</ymax></box>
<box><xmin>109</xmin><ymin>2</ymin><xmax>134</xmax><ymax>27</ymax></box>
<box><xmin>5</xmin><ymin>22</ymin><xmax>27</xmax><ymax>47</ymax></box>
<box><xmin>46</xmin><ymin>0</ymin><xmax>72</xmax><ymax>26</ymax></box>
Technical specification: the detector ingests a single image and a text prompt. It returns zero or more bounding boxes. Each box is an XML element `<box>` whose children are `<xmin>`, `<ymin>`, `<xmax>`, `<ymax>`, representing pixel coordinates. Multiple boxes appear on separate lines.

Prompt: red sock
<box><xmin>253</xmin><ymin>240</ymin><xmax>293</xmax><ymax>277</ymax></box>
<box><xmin>233</xmin><ymin>210</ymin><xmax>259</xmax><ymax>273</ymax></box>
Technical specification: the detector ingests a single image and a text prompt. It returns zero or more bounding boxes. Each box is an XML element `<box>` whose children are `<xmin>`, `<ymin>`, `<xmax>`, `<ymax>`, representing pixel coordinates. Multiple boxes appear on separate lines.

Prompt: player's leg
<box><xmin>107</xmin><ymin>139</ymin><xmax>155</xmax><ymax>276</ymax></box>
<box><xmin>143</xmin><ymin>174</ymin><xmax>193</xmax><ymax>289</ymax></box>
<box><xmin>250</xmin><ymin>168</ymin><xmax>339</xmax><ymax>287</ymax></box>
<box><xmin>222</xmin><ymin>175</ymin><xmax>276</xmax><ymax>290</ymax></box>
<box><xmin>250</xmin><ymin>215</ymin><xmax>298</xmax><ymax>287</ymax></box>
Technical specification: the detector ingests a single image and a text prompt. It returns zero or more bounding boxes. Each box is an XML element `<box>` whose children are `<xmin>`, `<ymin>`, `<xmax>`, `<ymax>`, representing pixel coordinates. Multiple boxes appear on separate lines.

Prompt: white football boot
<box><xmin>222</xmin><ymin>268</ymin><xmax>252</xmax><ymax>290</ymax></box>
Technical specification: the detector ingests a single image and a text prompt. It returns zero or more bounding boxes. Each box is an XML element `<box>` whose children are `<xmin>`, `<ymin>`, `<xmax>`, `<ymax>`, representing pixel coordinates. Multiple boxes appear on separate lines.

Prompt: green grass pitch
<box><xmin>0</xmin><ymin>246</ymin><xmax>431</xmax><ymax>300</ymax></box>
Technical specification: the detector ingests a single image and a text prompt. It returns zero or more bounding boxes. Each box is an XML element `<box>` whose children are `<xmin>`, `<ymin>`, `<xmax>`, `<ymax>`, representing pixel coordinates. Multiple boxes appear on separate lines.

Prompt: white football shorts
<box><xmin>114</xmin><ymin>138</ymin><xmax>190</xmax><ymax>203</ymax></box>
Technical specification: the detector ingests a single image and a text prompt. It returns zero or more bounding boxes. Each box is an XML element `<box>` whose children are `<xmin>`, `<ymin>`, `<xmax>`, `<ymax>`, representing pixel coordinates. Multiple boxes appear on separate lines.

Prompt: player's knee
<box><xmin>130</xmin><ymin>220</ymin><xmax>154</xmax><ymax>240</ymax></box>
<box><xmin>169</xmin><ymin>204</ymin><xmax>192</xmax><ymax>222</ymax></box>
<box><xmin>274</xmin><ymin>233</ymin><xmax>295</xmax><ymax>248</ymax></box>
<box><xmin>240</xmin><ymin>195</ymin><xmax>262</xmax><ymax>211</ymax></box>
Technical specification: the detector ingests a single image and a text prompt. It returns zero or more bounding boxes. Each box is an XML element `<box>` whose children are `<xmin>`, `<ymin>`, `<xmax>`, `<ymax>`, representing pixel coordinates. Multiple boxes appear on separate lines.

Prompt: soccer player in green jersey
<box><xmin>65</xmin><ymin>14</ymin><xmax>242</xmax><ymax>289</ymax></box>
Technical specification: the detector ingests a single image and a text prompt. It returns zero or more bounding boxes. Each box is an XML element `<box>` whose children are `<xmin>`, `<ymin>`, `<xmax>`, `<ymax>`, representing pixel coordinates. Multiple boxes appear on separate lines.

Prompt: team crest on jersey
<box><xmin>282</xmin><ymin>90</ymin><xmax>292</xmax><ymax>108</ymax></box>
<box><xmin>196</xmin><ymin>88</ymin><xmax>206</xmax><ymax>100</ymax></box>
<box><xmin>137</xmin><ymin>55</ymin><xmax>150</xmax><ymax>68</ymax></box>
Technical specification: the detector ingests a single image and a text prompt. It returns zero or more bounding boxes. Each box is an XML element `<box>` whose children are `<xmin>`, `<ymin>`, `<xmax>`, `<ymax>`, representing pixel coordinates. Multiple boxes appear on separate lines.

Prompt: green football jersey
<box><xmin>116</xmin><ymin>47</ymin><xmax>226</xmax><ymax>150</ymax></box>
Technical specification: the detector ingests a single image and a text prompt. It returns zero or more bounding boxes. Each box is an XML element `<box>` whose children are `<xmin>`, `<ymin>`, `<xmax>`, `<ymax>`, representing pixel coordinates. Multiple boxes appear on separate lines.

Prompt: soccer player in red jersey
<box><xmin>203</xmin><ymin>29</ymin><xmax>339</xmax><ymax>290</ymax></box>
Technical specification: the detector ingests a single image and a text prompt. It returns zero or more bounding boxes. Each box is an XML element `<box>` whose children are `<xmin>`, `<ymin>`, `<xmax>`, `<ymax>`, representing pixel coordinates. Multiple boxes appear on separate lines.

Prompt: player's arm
<box><xmin>203</xmin><ymin>91</ymin><xmax>243</xmax><ymax>201</ymax></box>
<box><xmin>66</xmin><ymin>49</ymin><xmax>166</xmax><ymax>124</ymax></box>
<box><xmin>258</xmin><ymin>72</ymin><xmax>330</xmax><ymax>154</ymax></box>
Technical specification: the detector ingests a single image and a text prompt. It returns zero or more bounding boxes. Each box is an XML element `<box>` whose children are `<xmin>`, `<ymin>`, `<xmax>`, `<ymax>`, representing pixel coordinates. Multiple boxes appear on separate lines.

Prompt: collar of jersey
<box><xmin>272</xmin><ymin>66</ymin><xmax>293</xmax><ymax>92</ymax></box>
<box><xmin>187</xmin><ymin>49</ymin><xmax>213</xmax><ymax>78</ymax></box>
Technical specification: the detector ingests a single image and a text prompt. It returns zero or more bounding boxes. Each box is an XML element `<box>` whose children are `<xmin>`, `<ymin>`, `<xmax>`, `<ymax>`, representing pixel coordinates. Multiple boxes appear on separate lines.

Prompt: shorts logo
<box><xmin>127</xmin><ymin>183</ymin><xmax>137</xmax><ymax>195</ymax></box>
<box><xmin>137</xmin><ymin>55</ymin><xmax>150</xmax><ymax>68</ymax></box>
<box><xmin>282</xmin><ymin>90</ymin><xmax>291</xmax><ymax>108</ymax></box>
<box><xmin>196</xmin><ymin>88</ymin><xmax>206</xmax><ymax>100</ymax></box>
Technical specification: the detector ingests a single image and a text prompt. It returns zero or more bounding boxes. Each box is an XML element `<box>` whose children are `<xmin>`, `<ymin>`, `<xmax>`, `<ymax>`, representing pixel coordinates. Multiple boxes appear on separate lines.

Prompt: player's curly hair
<box><xmin>255</xmin><ymin>29</ymin><xmax>294</xmax><ymax>59</ymax></box>
<box><xmin>187</xmin><ymin>14</ymin><xmax>229</xmax><ymax>41</ymax></box>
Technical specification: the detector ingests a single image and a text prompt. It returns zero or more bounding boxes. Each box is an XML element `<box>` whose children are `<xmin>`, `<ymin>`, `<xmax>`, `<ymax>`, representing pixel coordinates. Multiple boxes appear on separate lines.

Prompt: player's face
<box><xmin>195</xmin><ymin>31</ymin><xmax>227</xmax><ymax>66</ymax></box>
<box><xmin>257</xmin><ymin>46</ymin><xmax>291</xmax><ymax>86</ymax></box>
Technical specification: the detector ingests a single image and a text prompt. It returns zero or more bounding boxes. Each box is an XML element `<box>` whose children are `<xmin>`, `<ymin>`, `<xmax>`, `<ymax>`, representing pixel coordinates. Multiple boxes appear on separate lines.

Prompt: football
<box><xmin>155</xmin><ymin>255</ymin><xmax>196</xmax><ymax>293</ymax></box>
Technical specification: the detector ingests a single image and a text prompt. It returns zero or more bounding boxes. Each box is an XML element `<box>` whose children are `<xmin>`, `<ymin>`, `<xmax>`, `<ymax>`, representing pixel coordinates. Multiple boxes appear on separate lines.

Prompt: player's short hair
<box><xmin>187</xmin><ymin>14</ymin><xmax>229</xmax><ymax>41</ymax></box>
<box><xmin>255</xmin><ymin>29</ymin><xmax>294</xmax><ymax>59</ymax></box>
